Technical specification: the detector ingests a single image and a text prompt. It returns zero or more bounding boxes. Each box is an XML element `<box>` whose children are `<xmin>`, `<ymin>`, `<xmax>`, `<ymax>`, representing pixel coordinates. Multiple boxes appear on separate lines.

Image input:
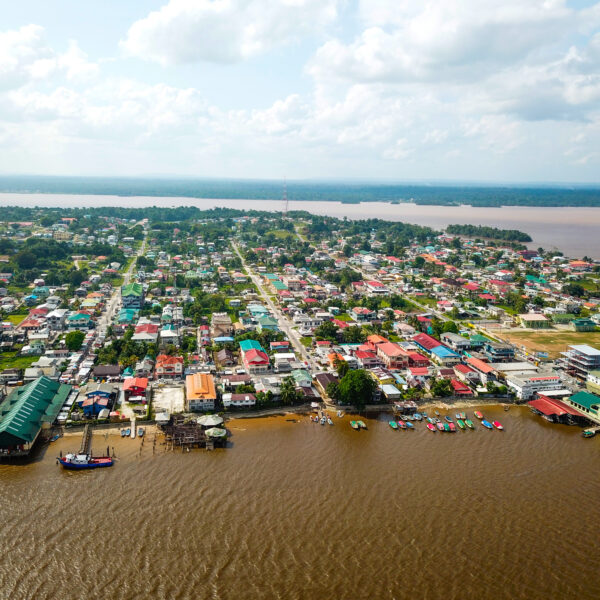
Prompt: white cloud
<box><xmin>121</xmin><ymin>0</ymin><xmax>340</xmax><ymax>65</ymax></box>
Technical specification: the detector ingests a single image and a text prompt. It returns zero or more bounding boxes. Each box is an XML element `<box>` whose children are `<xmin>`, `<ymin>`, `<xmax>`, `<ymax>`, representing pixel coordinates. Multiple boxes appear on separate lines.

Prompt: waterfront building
<box><xmin>0</xmin><ymin>376</ymin><xmax>71</xmax><ymax>456</ymax></box>
<box><xmin>561</xmin><ymin>344</ymin><xmax>600</xmax><ymax>381</ymax></box>
<box><xmin>505</xmin><ymin>374</ymin><xmax>564</xmax><ymax>401</ymax></box>
<box><xmin>185</xmin><ymin>373</ymin><xmax>217</xmax><ymax>411</ymax></box>
<box><xmin>567</xmin><ymin>391</ymin><xmax>600</xmax><ymax>424</ymax></box>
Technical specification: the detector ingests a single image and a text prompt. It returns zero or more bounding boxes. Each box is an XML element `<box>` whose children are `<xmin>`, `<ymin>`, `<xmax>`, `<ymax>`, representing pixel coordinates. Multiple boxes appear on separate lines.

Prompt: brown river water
<box><xmin>1</xmin><ymin>194</ymin><xmax>600</xmax><ymax>258</ymax></box>
<box><xmin>1</xmin><ymin>407</ymin><xmax>599</xmax><ymax>600</ymax></box>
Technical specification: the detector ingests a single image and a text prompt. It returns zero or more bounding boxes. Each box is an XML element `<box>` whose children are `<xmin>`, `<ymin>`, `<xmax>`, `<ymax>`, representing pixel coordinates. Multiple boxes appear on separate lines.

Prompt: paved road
<box><xmin>98</xmin><ymin>236</ymin><xmax>147</xmax><ymax>334</ymax></box>
<box><xmin>232</xmin><ymin>241</ymin><xmax>317</xmax><ymax>371</ymax></box>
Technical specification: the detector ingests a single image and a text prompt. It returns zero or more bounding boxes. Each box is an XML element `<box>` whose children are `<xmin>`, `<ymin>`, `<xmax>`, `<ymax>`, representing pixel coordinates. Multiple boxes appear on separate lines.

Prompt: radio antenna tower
<box><xmin>283</xmin><ymin>176</ymin><xmax>289</xmax><ymax>217</ymax></box>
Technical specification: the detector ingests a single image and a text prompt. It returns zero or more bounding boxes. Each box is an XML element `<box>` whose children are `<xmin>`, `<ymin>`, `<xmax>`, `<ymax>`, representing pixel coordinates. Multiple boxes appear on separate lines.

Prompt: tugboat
<box><xmin>58</xmin><ymin>453</ymin><xmax>113</xmax><ymax>470</ymax></box>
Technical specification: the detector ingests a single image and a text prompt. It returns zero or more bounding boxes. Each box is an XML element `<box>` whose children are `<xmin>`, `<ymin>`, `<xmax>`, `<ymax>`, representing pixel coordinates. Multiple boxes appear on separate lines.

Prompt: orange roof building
<box><xmin>185</xmin><ymin>373</ymin><xmax>217</xmax><ymax>411</ymax></box>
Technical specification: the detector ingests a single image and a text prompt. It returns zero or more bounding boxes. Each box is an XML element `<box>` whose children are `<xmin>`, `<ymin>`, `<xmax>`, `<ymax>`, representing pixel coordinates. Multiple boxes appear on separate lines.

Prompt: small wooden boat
<box><xmin>413</xmin><ymin>413</ymin><xmax>423</xmax><ymax>421</ymax></box>
<box><xmin>336</xmin><ymin>410</ymin><xmax>344</xmax><ymax>418</ymax></box>
<box><xmin>427</xmin><ymin>423</ymin><xmax>436</xmax><ymax>432</ymax></box>
<box><xmin>448</xmin><ymin>422</ymin><xmax>456</xmax><ymax>432</ymax></box>
<box><xmin>357</xmin><ymin>420</ymin><xmax>367</xmax><ymax>430</ymax></box>
<box><xmin>327</xmin><ymin>417</ymin><xmax>334</xmax><ymax>426</ymax></box>
<box><xmin>444</xmin><ymin>415</ymin><xmax>453</xmax><ymax>423</ymax></box>
<box><xmin>389</xmin><ymin>420</ymin><xmax>398</xmax><ymax>430</ymax></box>
<box><xmin>320</xmin><ymin>416</ymin><xmax>327</xmax><ymax>425</ymax></box>
<box><xmin>481</xmin><ymin>420</ymin><xmax>493</xmax><ymax>430</ymax></box>
<box><xmin>421</xmin><ymin>412</ymin><xmax>428</xmax><ymax>418</ymax></box>
<box><xmin>350</xmin><ymin>421</ymin><xmax>359</xmax><ymax>430</ymax></box>
<box><xmin>456</xmin><ymin>419</ymin><xmax>466</xmax><ymax>430</ymax></box>
<box><xmin>443</xmin><ymin>423</ymin><xmax>451</xmax><ymax>432</ymax></box>
<box><xmin>474</xmin><ymin>411</ymin><xmax>484</xmax><ymax>420</ymax></box>
<box><xmin>436</xmin><ymin>422</ymin><xmax>444</xmax><ymax>431</ymax></box>
<box><xmin>434</xmin><ymin>410</ymin><xmax>440</xmax><ymax>416</ymax></box>
<box><xmin>138</xmin><ymin>427</ymin><xmax>145</xmax><ymax>437</ymax></box>
<box><xmin>120</xmin><ymin>429</ymin><xmax>126</xmax><ymax>437</ymax></box>
<box><xmin>398</xmin><ymin>421</ymin><xmax>406</xmax><ymax>430</ymax></box>
<box><xmin>455</xmin><ymin>413</ymin><xmax>462</xmax><ymax>421</ymax></box>
<box><xmin>459</xmin><ymin>412</ymin><xmax>467</xmax><ymax>420</ymax></box>
<box><xmin>465</xmin><ymin>419</ymin><xmax>475</xmax><ymax>429</ymax></box>
<box><xmin>401</xmin><ymin>415</ymin><xmax>409</xmax><ymax>421</ymax></box>
<box><xmin>503</xmin><ymin>405</ymin><xmax>510</xmax><ymax>411</ymax></box>
<box><xmin>125</xmin><ymin>428</ymin><xmax>131</xmax><ymax>437</ymax></box>
<box><xmin>405</xmin><ymin>421</ymin><xmax>414</xmax><ymax>429</ymax></box>
<box><xmin>427</xmin><ymin>417</ymin><xmax>436</xmax><ymax>424</ymax></box>
<box><xmin>492</xmin><ymin>421</ymin><xmax>504</xmax><ymax>430</ymax></box>
<box><xmin>582</xmin><ymin>430</ymin><xmax>596</xmax><ymax>438</ymax></box>
<box><xmin>49</xmin><ymin>434</ymin><xmax>61</xmax><ymax>442</ymax></box>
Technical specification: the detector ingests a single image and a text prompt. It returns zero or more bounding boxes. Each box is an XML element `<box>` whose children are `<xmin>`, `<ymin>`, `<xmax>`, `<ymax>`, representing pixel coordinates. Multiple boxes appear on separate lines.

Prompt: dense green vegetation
<box><xmin>1</xmin><ymin>176</ymin><xmax>600</xmax><ymax>206</ymax></box>
<box><xmin>446</xmin><ymin>224</ymin><xmax>532</xmax><ymax>242</ymax></box>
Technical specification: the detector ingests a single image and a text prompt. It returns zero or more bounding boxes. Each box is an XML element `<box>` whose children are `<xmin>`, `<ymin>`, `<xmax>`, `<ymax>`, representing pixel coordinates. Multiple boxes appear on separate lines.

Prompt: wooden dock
<box><xmin>79</xmin><ymin>424</ymin><xmax>93</xmax><ymax>454</ymax></box>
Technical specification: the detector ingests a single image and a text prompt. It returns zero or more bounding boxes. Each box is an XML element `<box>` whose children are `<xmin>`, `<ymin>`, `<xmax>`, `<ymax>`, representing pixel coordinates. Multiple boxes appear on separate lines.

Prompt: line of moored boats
<box><xmin>389</xmin><ymin>410</ymin><xmax>503</xmax><ymax>432</ymax></box>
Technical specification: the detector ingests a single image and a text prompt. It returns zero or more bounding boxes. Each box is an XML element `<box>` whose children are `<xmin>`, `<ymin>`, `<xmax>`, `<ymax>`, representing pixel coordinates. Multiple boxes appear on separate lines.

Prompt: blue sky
<box><xmin>1</xmin><ymin>0</ymin><xmax>600</xmax><ymax>182</ymax></box>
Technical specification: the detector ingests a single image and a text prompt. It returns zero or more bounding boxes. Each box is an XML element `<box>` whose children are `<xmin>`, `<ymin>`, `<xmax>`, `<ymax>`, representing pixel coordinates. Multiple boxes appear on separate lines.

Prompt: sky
<box><xmin>1</xmin><ymin>0</ymin><xmax>600</xmax><ymax>183</ymax></box>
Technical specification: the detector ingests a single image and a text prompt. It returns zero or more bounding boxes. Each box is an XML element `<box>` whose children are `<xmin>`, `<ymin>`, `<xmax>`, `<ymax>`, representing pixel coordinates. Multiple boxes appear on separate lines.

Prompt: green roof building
<box><xmin>121</xmin><ymin>282</ymin><xmax>144</xmax><ymax>309</ymax></box>
<box><xmin>239</xmin><ymin>339</ymin><xmax>264</xmax><ymax>353</ymax></box>
<box><xmin>568</xmin><ymin>391</ymin><xmax>600</xmax><ymax>423</ymax></box>
<box><xmin>0</xmin><ymin>377</ymin><xmax>71</xmax><ymax>456</ymax></box>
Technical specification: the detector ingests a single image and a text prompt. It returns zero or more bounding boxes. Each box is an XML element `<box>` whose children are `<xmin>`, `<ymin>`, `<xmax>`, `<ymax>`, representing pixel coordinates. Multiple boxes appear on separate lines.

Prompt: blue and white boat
<box><xmin>58</xmin><ymin>453</ymin><xmax>113</xmax><ymax>470</ymax></box>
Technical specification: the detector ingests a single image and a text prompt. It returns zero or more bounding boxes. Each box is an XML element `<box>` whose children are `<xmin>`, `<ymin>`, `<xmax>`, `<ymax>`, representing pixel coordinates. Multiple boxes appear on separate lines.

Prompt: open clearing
<box><xmin>153</xmin><ymin>385</ymin><xmax>185</xmax><ymax>414</ymax></box>
<box><xmin>500</xmin><ymin>330</ymin><xmax>600</xmax><ymax>358</ymax></box>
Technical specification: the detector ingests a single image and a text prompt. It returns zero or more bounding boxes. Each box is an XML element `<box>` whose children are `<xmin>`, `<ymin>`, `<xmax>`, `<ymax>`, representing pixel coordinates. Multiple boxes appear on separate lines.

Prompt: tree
<box><xmin>65</xmin><ymin>330</ymin><xmax>85</xmax><ymax>351</ymax></box>
<box><xmin>326</xmin><ymin>381</ymin><xmax>340</xmax><ymax>402</ymax></box>
<box><xmin>280</xmin><ymin>376</ymin><xmax>301</xmax><ymax>406</ymax></box>
<box><xmin>442</xmin><ymin>320</ymin><xmax>459</xmax><ymax>334</ymax></box>
<box><xmin>336</xmin><ymin>357</ymin><xmax>349</xmax><ymax>378</ymax></box>
<box><xmin>15</xmin><ymin>250</ymin><xmax>37</xmax><ymax>270</ymax></box>
<box><xmin>430</xmin><ymin>378</ymin><xmax>452</xmax><ymax>397</ymax></box>
<box><xmin>314</xmin><ymin>320</ymin><xmax>339</xmax><ymax>341</ymax></box>
<box><xmin>337</xmin><ymin>369</ymin><xmax>376</xmax><ymax>409</ymax></box>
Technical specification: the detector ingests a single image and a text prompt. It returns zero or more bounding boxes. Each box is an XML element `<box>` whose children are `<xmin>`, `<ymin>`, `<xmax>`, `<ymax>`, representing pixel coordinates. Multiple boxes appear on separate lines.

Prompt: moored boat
<box><xmin>448</xmin><ymin>422</ymin><xmax>456</xmax><ymax>432</ymax></box>
<box><xmin>465</xmin><ymin>419</ymin><xmax>475</xmax><ymax>429</ymax></box>
<box><xmin>398</xmin><ymin>420</ymin><xmax>406</xmax><ymax>430</ymax></box>
<box><xmin>427</xmin><ymin>417</ymin><xmax>436</xmax><ymax>424</ymax></box>
<box><xmin>421</xmin><ymin>412</ymin><xmax>428</xmax><ymax>418</ymax></box>
<box><xmin>474</xmin><ymin>411</ymin><xmax>484</xmax><ymax>420</ymax></box>
<box><xmin>492</xmin><ymin>421</ymin><xmax>504</xmax><ymax>430</ymax></box>
<box><xmin>49</xmin><ymin>434</ymin><xmax>61</xmax><ymax>442</ymax></box>
<box><xmin>427</xmin><ymin>423</ymin><xmax>436</xmax><ymax>432</ymax></box>
<box><xmin>481</xmin><ymin>420</ymin><xmax>493</xmax><ymax>429</ymax></box>
<box><xmin>436</xmin><ymin>422</ymin><xmax>444</xmax><ymax>431</ymax></box>
<box><xmin>125</xmin><ymin>428</ymin><xmax>131</xmax><ymax>437</ymax></box>
<box><xmin>405</xmin><ymin>421</ymin><xmax>414</xmax><ymax>429</ymax></box>
<box><xmin>413</xmin><ymin>413</ymin><xmax>423</xmax><ymax>421</ymax></box>
<box><xmin>357</xmin><ymin>420</ymin><xmax>367</xmax><ymax>430</ymax></box>
<box><xmin>459</xmin><ymin>412</ymin><xmax>467</xmax><ymax>420</ymax></box>
<box><xmin>320</xmin><ymin>416</ymin><xmax>327</xmax><ymax>425</ymax></box>
<box><xmin>443</xmin><ymin>423</ymin><xmax>450</xmax><ymax>432</ymax></box>
<box><xmin>350</xmin><ymin>420</ymin><xmax>359</xmax><ymax>430</ymax></box>
<box><xmin>456</xmin><ymin>419</ymin><xmax>466</xmax><ymax>430</ymax></box>
<box><xmin>582</xmin><ymin>429</ymin><xmax>596</xmax><ymax>438</ymax></box>
<box><xmin>138</xmin><ymin>427</ymin><xmax>145</xmax><ymax>437</ymax></box>
<box><xmin>58</xmin><ymin>453</ymin><xmax>113</xmax><ymax>470</ymax></box>
<box><xmin>120</xmin><ymin>429</ymin><xmax>126</xmax><ymax>437</ymax></box>
<box><xmin>444</xmin><ymin>415</ymin><xmax>453</xmax><ymax>423</ymax></box>
<box><xmin>434</xmin><ymin>410</ymin><xmax>440</xmax><ymax>416</ymax></box>
<box><xmin>389</xmin><ymin>420</ymin><xmax>398</xmax><ymax>430</ymax></box>
<box><xmin>327</xmin><ymin>417</ymin><xmax>334</xmax><ymax>426</ymax></box>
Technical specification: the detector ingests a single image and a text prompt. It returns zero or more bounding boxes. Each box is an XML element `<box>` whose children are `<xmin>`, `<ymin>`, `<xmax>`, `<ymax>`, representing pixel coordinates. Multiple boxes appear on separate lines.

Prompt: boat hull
<box><xmin>58</xmin><ymin>458</ymin><xmax>113</xmax><ymax>470</ymax></box>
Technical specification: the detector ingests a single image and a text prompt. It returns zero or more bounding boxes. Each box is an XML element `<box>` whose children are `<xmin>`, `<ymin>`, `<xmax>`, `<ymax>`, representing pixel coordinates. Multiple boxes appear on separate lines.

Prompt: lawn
<box><xmin>267</xmin><ymin>229</ymin><xmax>294</xmax><ymax>239</ymax></box>
<box><xmin>0</xmin><ymin>351</ymin><xmax>36</xmax><ymax>371</ymax></box>
<box><xmin>335</xmin><ymin>313</ymin><xmax>353</xmax><ymax>322</ymax></box>
<box><xmin>300</xmin><ymin>336</ymin><xmax>313</xmax><ymax>348</ymax></box>
<box><xmin>5</xmin><ymin>313</ymin><xmax>27</xmax><ymax>325</ymax></box>
<box><xmin>501</xmin><ymin>330</ymin><xmax>600</xmax><ymax>358</ymax></box>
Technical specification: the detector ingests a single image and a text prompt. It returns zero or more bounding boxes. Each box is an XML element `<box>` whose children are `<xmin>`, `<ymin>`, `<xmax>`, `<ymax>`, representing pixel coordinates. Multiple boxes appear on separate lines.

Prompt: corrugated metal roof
<box><xmin>0</xmin><ymin>377</ymin><xmax>71</xmax><ymax>446</ymax></box>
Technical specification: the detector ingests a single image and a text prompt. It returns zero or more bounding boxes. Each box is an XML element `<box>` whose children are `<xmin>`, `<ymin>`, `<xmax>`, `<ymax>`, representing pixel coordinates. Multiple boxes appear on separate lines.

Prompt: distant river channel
<box><xmin>1</xmin><ymin>193</ymin><xmax>599</xmax><ymax>258</ymax></box>
<box><xmin>0</xmin><ymin>409</ymin><xmax>599</xmax><ymax>600</ymax></box>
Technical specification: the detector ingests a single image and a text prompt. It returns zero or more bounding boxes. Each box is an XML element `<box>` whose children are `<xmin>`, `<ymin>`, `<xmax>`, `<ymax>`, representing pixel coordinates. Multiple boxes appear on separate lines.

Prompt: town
<box><xmin>1</xmin><ymin>205</ymin><xmax>600</xmax><ymax>459</ymax></box>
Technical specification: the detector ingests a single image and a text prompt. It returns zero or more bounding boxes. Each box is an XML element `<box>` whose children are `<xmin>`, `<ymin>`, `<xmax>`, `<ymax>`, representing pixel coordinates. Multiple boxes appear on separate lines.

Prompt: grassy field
<box><xmin>267</xmin><ymin>229</ymin><xmax>294</xmax><ymax>239</ymax></box>
<box><xmin>501</xmin><ymin>330</ymin><xmax>600</xmax><ymax>358</ymax></box>
<box><xmin>5</xmin><ymin>313</ymin><xmax>27</xmax><ymax>325</ymax></box>
<box><xmin>300</xmin><ymin>336</ymin><xmax>313</xmax><ymax>348</ymax></box>
<box><xmin>335</xmin><ymin>313</ymin><xmax>353</xmax><ymax>322</ymax></box>
<box><xmin>0</xmin><ymin>351</ymin><xmax>36</xmax><ymax>371</ymax></box>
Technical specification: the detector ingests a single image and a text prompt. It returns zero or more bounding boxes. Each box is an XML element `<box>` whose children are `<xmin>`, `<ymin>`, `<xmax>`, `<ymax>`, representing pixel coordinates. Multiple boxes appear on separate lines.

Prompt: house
<box><xmin>483</xmin><ymin>342</ymin><xmax>515</xmax><ymax>362</ymax></box>
<box><xmin>351</xmin><ymin>307</ymin><xmax>376</xmax><ymax>321</ymax></box>
<box><xmin>121</xmin><ymin>282</ymin><xmax>144</xmax><ymax>309</ymax></box>
<box><xmin>518</xmin><ymin>313</ymin><xmax>551</xmax><ymax>329</ymax></box>
<box><xmin>376</xmin><ymin>342</ymin><xmax>409</xmax><ymax>370</ymax></box>
<box><xmin>185</xmin><ymin>373</ymin><xmax>217</xmax><ymax>411</ymax></box>
<box><xmin>46</xmin><ymin>309</ymin><xmax>68</xmax><ymax>330</ymax></box>
<box><xmin>450</xmin><ymin>379</ymin><xmax>473</xmax><ymax>396</ymax></box>
<box><xmin>67</xmin><ymin>312</ymin><xmax>94</xmax><ymax>330</ymax></box>
<box><xmin>240</xmin><ymin>340</ymin><xmax>270</xmax><ymax>373</ymax></box>
<box><xmin>135</xmin><ymin>356</ymin><xmax>155</xmax><ymax>378</ymax></box>
<box><xmin>430</xmin><ymin>345</ymin><xmax>461</xmax><ymax>366</ymax></box>
<box><xmin>222</xmin><ymin>393</ymin><xmax>256</xmax><ymax>409</ymax></box>
<box><xmin>217</xmin><ymin>348</ymin><xmax>235</xmax><ymax>366</ymax></box>
<box><xmin>571</xmin><ymin>318</ymin><xmax>597</xmax><ymax>332</ymax></box>
<box><xmin>132</xmin><ymin>323</ymin><xmax>159</xmax><ymax>342</ymax></box>
<box><xmin>506</xmin><ymin>374</ymin><xmax>564</xmax><ymax>401</ymax></box>
<box><xmin>210</xmin><ymin>312</ymin><xmax>233</xmax><ymax>337</ymax></box>
<box><xmin>561</xmin><ymin>344</ymin><xmax>600</xmax><ymax>381</ymax></box>
<box><xmin>123</xmin><ymin>377</ymin><xmax>149</xmax><ymax>401</ymax></box>
<box><xmin>92</xmin><ymin>364</ymin><xmax>121</xmax><ymax>380</ymax></box>
<box><xmin>78</xmin><ymin>383</ymin><xmax>117</xmax><ymax>417</ymax></box>
<box><xmin>440</xmin><ymin>332</ymin><xmax>471</xmax><ymax>352</ymax></box>
<box><xmin>256</xmin><ymin>315</ymin><xmax>279</xmax><ymax>333</ymax></box>
<box><xmin>155</xmin><ymin>355</ymin><xmax>184</xmax><ymax>379</ymax></box>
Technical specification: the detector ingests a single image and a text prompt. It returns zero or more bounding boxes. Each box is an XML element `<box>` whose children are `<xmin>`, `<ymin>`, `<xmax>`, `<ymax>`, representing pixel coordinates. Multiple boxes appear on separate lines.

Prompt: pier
<box><xmin>79</xmin><ymin>424</ymin><xmax>93</xmax><ymax>454</ymax></box>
